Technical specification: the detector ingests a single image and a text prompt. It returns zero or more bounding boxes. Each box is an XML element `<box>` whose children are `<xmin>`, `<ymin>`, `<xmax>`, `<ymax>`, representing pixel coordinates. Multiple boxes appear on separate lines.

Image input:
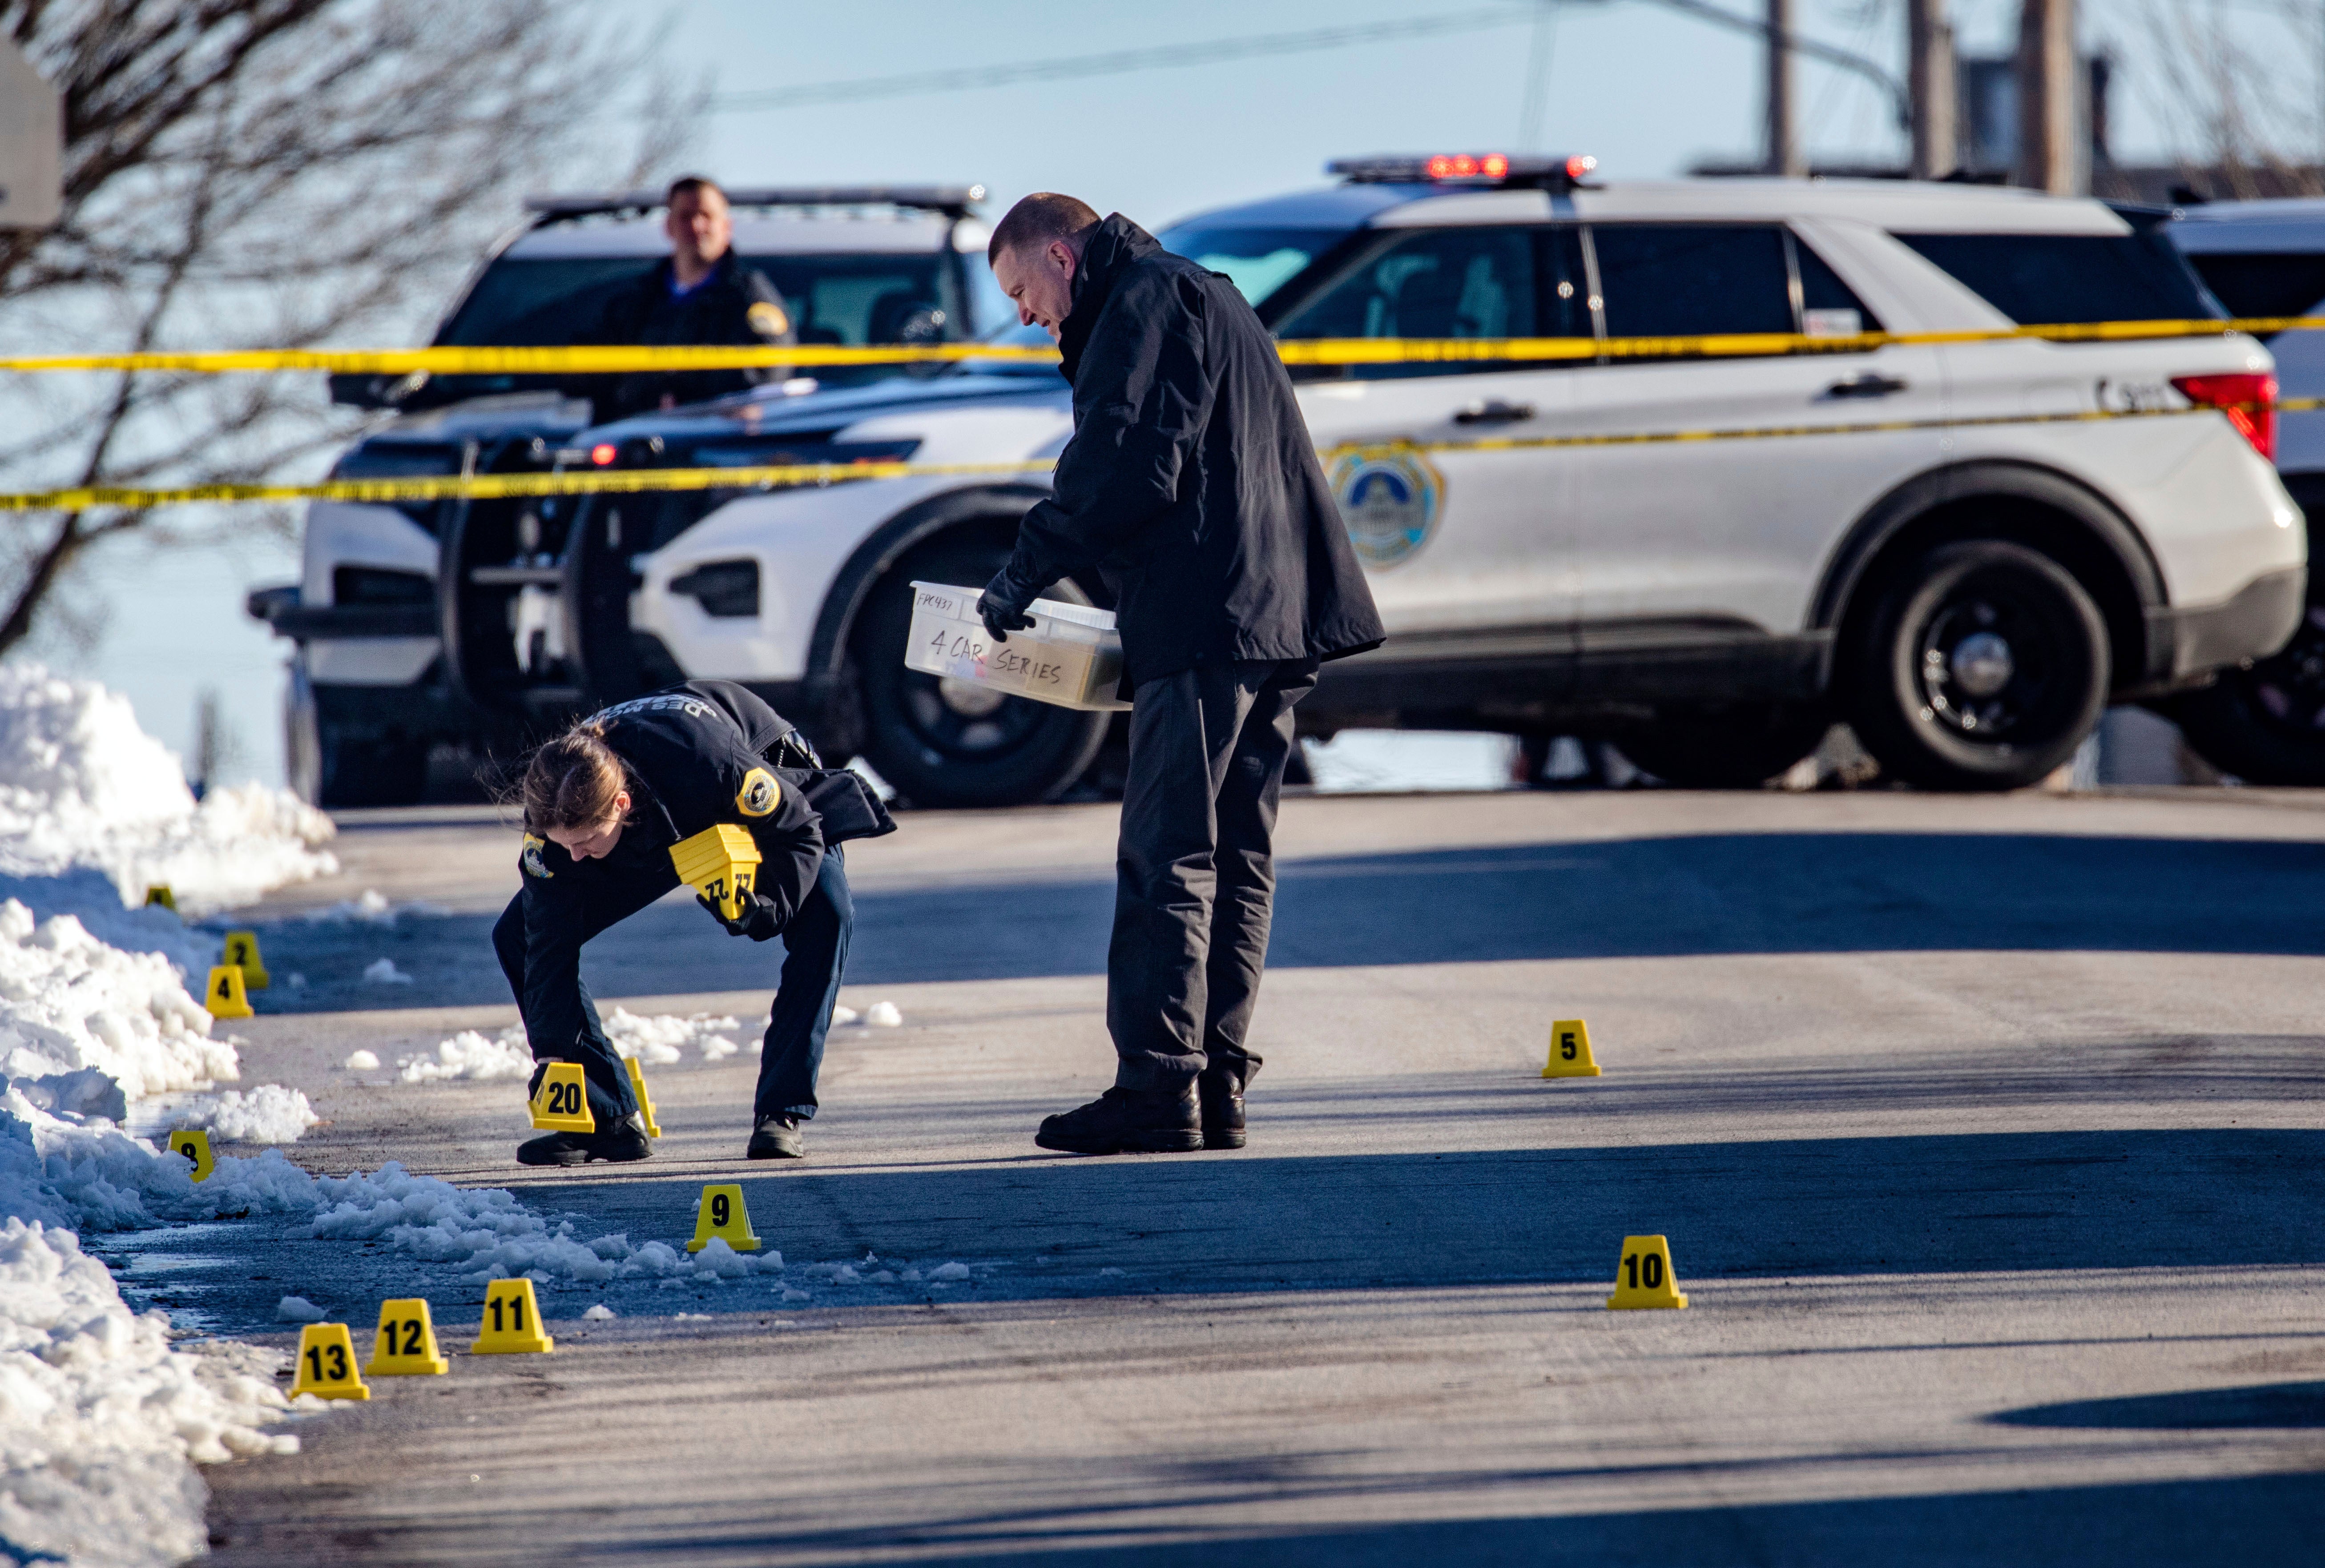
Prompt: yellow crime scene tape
<box><xmin>0</xmin><ymin>317</ymin><xmax>2311</xmax><ymax>513</ymax></box>
<box><xmin>3</xmin><ymin>315</ymin><xmax>2325</xmax><ymax>378</ymax></box>
<box><xmin>4</xmin><ymin>402</ymin><xmax>2313</xmax><ymax>515</ymax></box>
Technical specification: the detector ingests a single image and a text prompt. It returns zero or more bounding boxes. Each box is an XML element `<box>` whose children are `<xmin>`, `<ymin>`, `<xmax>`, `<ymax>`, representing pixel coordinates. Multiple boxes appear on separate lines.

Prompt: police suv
<box><xmin>2167</xmin><ymin>197</ymin><xmax>2325</xmax><ymax>783</ymax></box>
<box><xmin>249</xmin><ymin>185</ymin><xmax>995</xmax><ymax>805</ymax></box>
<box><xmin>266</xmin><ymin>157</ymin><xmax>2304</xmax><ymax>806</ymax></box>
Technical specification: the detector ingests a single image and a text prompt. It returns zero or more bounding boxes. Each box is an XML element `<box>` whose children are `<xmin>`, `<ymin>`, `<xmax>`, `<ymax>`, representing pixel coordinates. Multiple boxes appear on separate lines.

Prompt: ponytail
<box><xmin>520</xmin><ymin>723</ymin><xmax>629</xmax><ymax>834</ymax></box>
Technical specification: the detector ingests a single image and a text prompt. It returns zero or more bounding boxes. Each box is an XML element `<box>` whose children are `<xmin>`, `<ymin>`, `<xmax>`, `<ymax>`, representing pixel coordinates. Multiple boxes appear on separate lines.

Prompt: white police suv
<box><xmin>274</xmin><ymin>157</ymin><xmax>2304</xmax><ymax>805</ymax></box>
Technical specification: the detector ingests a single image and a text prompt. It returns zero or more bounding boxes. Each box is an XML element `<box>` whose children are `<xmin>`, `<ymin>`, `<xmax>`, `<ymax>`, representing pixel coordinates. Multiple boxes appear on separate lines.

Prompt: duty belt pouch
<box><xmin>792</xmin><ymin>767</ymin><xmax>897</xmax><ymax>845</ymax></box>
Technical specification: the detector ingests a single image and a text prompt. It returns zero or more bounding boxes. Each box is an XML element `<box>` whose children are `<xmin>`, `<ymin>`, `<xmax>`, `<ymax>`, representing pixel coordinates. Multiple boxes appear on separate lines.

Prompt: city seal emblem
<box><xmin>1326</xmin><ymin>444</ymin><xmax>1444</xmax><ymax>569</ymax></box>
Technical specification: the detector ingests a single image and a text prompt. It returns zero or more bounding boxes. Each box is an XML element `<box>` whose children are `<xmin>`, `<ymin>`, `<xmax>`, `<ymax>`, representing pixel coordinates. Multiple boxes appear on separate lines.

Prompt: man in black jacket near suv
<box><xmin>584</xmin><ymin>176</ymin><xmax>797</xmax><ymax>419</ymax></box>
<box><xmin>979</xmin><ymin>193</ymin><xmax>1385</xmax><ymax>1157</ymax></box>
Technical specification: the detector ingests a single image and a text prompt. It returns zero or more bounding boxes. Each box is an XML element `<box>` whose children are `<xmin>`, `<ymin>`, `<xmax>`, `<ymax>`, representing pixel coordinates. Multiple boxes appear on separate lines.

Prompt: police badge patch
<box><xmin>735</xmin><ymin>768</ymin><xmax>780</xmax><ymax>818</ymax></box>
<box><xmin>1326</xmin><ymin>444</ymin><xmax>1446</xmax><ymax>569</ymax></box>
<box><xmin>520</xmin><ymin>833</ymin><xmax>553</xmax><ymax>879</ymax></box>
<box><xmin>746</xmin><ymin>301</ymin><xmax>790</xmax><ymax>339</ymax></box>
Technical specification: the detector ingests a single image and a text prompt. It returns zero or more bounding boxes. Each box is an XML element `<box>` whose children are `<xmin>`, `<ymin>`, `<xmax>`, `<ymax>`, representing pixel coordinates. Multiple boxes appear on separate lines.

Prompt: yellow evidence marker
<box><xmin>366</xmin><ymin>1298</ymin><xmax>450</xmax><ymax>1376</ymax></box>
<box><xmin>624</xmin><ymin>1057</ymin><xmax>663</xmax><ymax>1138</ymax></box>
<box><xmin>143</xmin><ymin>884</ymin><xmax>175</xmax><ymax>911</ymax></box>
<box><xmin>471</xmin><ymin>1278</ymin><xmax>554</xmax><ymax>1354</ymax></box>
<box><xmin>670</xmin><ymin>822</ymin><xmax>763</xmax><ymax>922</ymax></box>
<box><xmin>1606</xmin><ymin>1234</ymin><xmax>1689</xmax><ymax>1310</ymax></box>
<box><xmin>290</xmin><ymin>1323</ymin><xmax>371</xmax><ymax>1399</ymax></box>
<box><xmin>686</xmin><ymin>1182</ymin><xmax>762</xmax><ymax>1253</ymax></box>
<box><xmin>1543</xmin><ymin>1018</ymin><xmax>1601</xmax><ymax>1078</ymax></box>
<box><xmin>203</xmin><ymin>965</ymin><xmax>254</xmax><ymax>1020</ymax></box>
<box><xmin>221</xmin><ymin>929</ymin><xmax>270</xmax><ymax>989</ymax></box>
<box><xmin>167</xmin><ymin>1128</ymin><xmax>214</xmax><ymax>1182</ymax></box>
<box><xmin>529</xmin><ymin>1061</ymin><xmax>595</xmax><ymax>1133</ymax></box>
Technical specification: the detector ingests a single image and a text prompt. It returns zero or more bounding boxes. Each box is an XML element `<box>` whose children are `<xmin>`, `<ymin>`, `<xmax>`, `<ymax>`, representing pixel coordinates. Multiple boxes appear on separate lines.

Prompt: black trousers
<box><xmin>490</xmin><ymin>851</ymin><xmax>852</xmax><ymax>1130</ymax></box>
<box><xmin>1108</xmin><ymin>657</ymin><xmax>1318</xmax><ymax>1094</ymax></box>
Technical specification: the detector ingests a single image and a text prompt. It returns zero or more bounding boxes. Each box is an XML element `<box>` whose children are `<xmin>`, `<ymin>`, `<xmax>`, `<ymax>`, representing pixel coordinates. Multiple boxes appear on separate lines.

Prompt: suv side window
<box><xmin>1893</xmin><ymin>232</ymin><xmax>2220</xmax><ymax>325</ymax></box>
<box><xmin>1277</xmin><ymin>227</ymin><xmax>1553</xmax><ymax>377</ymax></box>
<box><xmin>1591</xmin><ymin>225</ymin><xmax>1797</xmax><ymax>338</ymax></box>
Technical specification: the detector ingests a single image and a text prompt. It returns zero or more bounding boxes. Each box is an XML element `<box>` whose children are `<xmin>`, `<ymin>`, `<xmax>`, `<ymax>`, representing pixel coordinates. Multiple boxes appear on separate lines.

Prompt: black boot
<box><xmin>517</xmin><ymin>1111</ymin><xmax>651</xmax><ymax>1167</ymax></box>
<box><xmin>747</xmin><ymin>1114</ymin><xmax>806</xmax><ymax>1159</ymax></box>
<box><xmin>1035</xmin><ymin>1088</ymin><xmax>1201</xmax><ymax>1155</ymax></box>
<box><xmin>1198</xmin><ymin>1072</ymin><xmax>1246</xmax><ymax>1151</ymax></box>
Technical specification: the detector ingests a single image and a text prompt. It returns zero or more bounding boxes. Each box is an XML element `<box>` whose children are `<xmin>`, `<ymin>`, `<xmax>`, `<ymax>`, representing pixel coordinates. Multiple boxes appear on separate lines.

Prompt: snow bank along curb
<box><xmin>0</xmin><ymin>663</ymin><xmax>336</xmax><ymax>917</ymax></box>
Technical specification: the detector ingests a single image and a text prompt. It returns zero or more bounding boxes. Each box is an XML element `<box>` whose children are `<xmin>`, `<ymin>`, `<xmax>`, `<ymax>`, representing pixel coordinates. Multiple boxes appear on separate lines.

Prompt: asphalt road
<box><xmin>146</xmin><ymin>785</ymin><xmax>2325</xmax><ymax>1564</ymax></box>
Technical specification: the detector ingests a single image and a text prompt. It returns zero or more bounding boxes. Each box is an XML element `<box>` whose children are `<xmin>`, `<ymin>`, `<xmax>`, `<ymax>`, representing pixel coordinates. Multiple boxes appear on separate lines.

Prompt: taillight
<box><xmin>589</xmin><ymin>442</ymin><xmax>618</xmax><ymax>466</ymax></box>
<box><xmin>2173</xmin><ymin>373</ymin><xmax>2278</xmax><ymax>462</ymax></box>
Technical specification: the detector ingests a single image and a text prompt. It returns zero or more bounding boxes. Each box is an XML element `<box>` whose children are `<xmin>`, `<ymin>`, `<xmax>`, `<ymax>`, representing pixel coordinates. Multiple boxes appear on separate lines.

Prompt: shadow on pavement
<box><xmin>242</xmin><ymin>831</ymin><xmax>2325</xmax><ymax>1013</ymax></box>
<box><xmin>1993</xmin><ymin>1380</ymin><xmax>2325</xmax><ymax>1430</ymax></box>
<box><xmin>590</xmin><ymin>1467</ymin><xmax>2325</xmax><ymax>1566</ymax></box>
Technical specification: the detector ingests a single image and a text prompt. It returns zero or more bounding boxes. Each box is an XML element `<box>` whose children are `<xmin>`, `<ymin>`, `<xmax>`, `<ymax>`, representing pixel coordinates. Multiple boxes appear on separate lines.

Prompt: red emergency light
<box><xmin>590</xmin><ymin>443</ymin><xmax>618</xmax><ymax>466</ymax></box>
<box><xmin>1328</xmin><ymin>153</ymin><xmax>1598</xmax><ymax>191</ymax></box>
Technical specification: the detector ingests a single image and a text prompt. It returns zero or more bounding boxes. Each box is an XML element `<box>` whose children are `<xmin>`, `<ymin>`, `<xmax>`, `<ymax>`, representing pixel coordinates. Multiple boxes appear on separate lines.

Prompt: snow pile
<box><xmin>0</xmin><ymin>898</ymin><xmax>239</xmax><ymax>1102</ymax></box>
<box><xmin>363</xmin><ymin>957</ymin><xmax>413</xmax><ymax>985</ymax></box>
<box><xmin>0</xmin><ymin>664</ymin><xmax>336</xmax><ymax>916</ymax></box>
<box><xmin>0</xmin><ymin>1218</ymin><xmax>298</xmax><ymax>1567</ymax></box>
<box><xmin>604</xmin><ymin>1007</ymin><xmax>741</xmax><ymax>1063</ymax></box>
<box><xmin>863</xmin><ymin>1001</ymin><xmax>903</xmax><ymax>1028</ymax></box>
<box><xmin>168</xmin><ymin>1085</ymin><xmax>319</xmax><ymax>1145</ymax></box>
<box><xmin>344</xmin><ymin>1049</ymin><xmax>379</xmax><ymax>1071</ymax></box>
<box><xmin>400</xmin><ymin>1010</ymin><xmax>745</xmax><ymax>1083</ymax></box>
<box><xmin>398</xmin><ymin>1029</ymin><xmax>532</xmax><ymax>1084</ymax></box>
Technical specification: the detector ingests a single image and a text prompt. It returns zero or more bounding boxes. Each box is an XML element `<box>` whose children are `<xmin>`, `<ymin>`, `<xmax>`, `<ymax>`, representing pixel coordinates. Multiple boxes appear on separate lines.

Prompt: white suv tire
<box><xmin>1846</xmin><ymin>539</ymin><xmax>2111</xmax><ymax>791</ymax></box>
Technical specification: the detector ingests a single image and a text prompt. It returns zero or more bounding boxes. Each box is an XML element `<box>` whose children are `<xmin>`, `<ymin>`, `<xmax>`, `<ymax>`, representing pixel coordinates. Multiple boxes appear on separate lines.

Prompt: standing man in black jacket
<box><xmin>979</xmin><ymin>193</ymin><xmax>1385</xmax><ymax>1156</ymax></box>
<box><xmin>583</xmin><ymin>176</ymin><xmax>797</xmax><ymax>420</ymax></box>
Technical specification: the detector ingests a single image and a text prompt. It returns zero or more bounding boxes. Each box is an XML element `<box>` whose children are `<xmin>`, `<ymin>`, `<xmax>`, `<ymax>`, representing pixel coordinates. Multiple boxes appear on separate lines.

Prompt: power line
<box><xmin>708</xmin><ymin>6</ymin><xmax>1538</xmax><ymax>113</ymax></box>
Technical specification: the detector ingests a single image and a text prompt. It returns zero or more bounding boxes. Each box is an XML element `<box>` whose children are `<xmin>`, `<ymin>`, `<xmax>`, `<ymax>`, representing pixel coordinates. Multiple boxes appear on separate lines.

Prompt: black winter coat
<box><xmin>1001</xmin><ymin>214</ymin><xmax>1384</xmax><ymax>692</ymax></box>
<box><xmin>584</xmin><ymin>253</ymin><xmax>796</xmax><ymax>419</ymax></box>
<box><xmin>513</xmin><ymin>681</ymin><xmax>892</xmax><ymax>1058</ymax></box>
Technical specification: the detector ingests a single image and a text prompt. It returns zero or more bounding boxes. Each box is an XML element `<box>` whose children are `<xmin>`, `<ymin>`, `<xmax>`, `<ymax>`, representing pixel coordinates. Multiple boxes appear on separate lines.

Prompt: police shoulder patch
<box><xmin>736</xmin><ymin>768</ymin><xmax>780</xmax><ymax>818</ymax></box>
<box><xmin>520</xmin><ymin>833</ymin><xmax>553</xmax><ymax>880</ymax></box>
<box><xmin>746</xmin><ymin>301</ymin><xmax>789</xmax><ymax>338</ymax></box>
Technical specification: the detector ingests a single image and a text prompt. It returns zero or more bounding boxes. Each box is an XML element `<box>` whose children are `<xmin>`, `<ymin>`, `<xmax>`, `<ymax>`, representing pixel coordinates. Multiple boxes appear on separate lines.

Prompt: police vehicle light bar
<box><xmin>525</xmin><ymin>185</ymin><xmax>989</xmax><ymax>223</ymax></box>
<box><xmin>1327</xmin><ymin>154</ymin><xmax>1596</xmax><ymax>190</ymax></box>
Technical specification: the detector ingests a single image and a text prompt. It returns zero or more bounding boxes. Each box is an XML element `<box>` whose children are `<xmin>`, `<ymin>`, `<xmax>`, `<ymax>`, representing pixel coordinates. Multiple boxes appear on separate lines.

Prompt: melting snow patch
<box><xmin>582</xmin><ymin>1303</ymin><xmax>616</xmax><ymax>1321</ymax></box>
<box><xmin>0</xmin><ymin>897</ymin><xmax>239</xmax><ymax>1101</ymax></box>
<box><xmin>274</xmin><ymin>1295</ymin><xmax>325</xmax><ymax>1323</ymax></box>
<box><xmin>363</xmin><ymin>957</ymin><xmax>413</xmax><ymax>985</ymax></box>
<box><xmin>928</xmin><ymin>1262</ymin><xmax>971</xmax><ymax>1282</ymax></box>
<box><xmin>831</xmin><ymin>1005</ymin><xmax>860</xmax><ymax>1026</ymax></box>
<box><xmin>399</xmin><ymin>1029</ymin><xmax>531</xmax><ymax>1084</ymax></box>
<box><xmin>344</xmin><ymin>1049</ymin><xmax>380</xmax><ymax>1071</ymax></box>
<box><xmin>603</xmin><ymin>1007</ymin><xmax>739</xmax><ymax>1065</ymax></box>
<box><xmin>864</xmin><ymin>1001</ymin><xmax>903</xmax><ymax>1027</ymax></box>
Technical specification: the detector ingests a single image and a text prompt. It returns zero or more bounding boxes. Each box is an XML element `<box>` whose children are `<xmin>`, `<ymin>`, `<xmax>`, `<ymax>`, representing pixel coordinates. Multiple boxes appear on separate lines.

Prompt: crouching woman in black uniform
<box><xmin>495</xmin><ymin>680</ymin><xmax>893</xmax><ymax>1166</ymax></box>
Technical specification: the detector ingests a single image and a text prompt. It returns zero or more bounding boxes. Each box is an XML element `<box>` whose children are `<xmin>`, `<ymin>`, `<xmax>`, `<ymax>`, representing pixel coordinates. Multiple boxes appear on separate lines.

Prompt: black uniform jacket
<box><xmin>584</xmin><ymin>253</ymin><xmax>797</xmax><ymax>419</ymax></box>
<box><xmin>1000</xmin><ymin>214</ymin><xmax>1386</xmax><ymax>693</ymax></box>
<box><xmin>514</xmin><ymin>681</ymin><xmax>893</xmax><ymax>1057</ymax></box>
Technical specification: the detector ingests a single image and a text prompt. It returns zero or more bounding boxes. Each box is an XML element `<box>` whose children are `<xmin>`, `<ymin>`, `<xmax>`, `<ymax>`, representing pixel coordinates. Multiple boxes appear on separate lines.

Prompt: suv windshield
<box><xmin>439</xmin><ymin>252</ymin><xmax>959</xmax><ymax>348</ymax></box>
<box><xmin>1151</xmin><ymin>223</ymin><xmax>1354</xmax><ymax>307</ymax></box>
<box><xmin>1894</xmin><ymin>230</ymin><xmax>2221</xmax><ymax>326</ymax></box>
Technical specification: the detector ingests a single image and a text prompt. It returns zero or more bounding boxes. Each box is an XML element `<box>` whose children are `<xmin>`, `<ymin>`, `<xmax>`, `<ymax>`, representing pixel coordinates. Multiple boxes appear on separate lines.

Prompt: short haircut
<box><xmin>665</xmin><ymin>175</ymin><xmax>726</xmax><ymax>206</ymax></box>
<box><xmin>987</xmin><ymin>192</ymin><xmax>1101</xmax><ymax>265</ymax></box>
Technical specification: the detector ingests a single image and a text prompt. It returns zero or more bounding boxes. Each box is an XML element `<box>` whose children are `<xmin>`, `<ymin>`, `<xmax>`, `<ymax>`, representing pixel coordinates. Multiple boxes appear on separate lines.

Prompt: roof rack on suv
<box><xmin>523</xmin><ymin>185</ymin><xmax>989</xmax><ymax>224</ymax></box>
<box><xmin>1326</xmin><ymin>153</ymin><xmax>1597</xmax><ymax>192</ymax></box>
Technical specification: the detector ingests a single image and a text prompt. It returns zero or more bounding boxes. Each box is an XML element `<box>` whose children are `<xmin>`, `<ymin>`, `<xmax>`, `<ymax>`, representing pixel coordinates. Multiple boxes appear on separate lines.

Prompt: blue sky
<box><xmin>65</xmin><ymin>0</ymin><xmax>2325</xmax><ymax>783</ymax></box>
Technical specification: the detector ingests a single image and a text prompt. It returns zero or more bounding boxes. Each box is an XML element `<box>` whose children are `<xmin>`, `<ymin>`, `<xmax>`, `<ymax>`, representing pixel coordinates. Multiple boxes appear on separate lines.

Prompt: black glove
<box><xmin>698</xmin><ymin>889</ymin><xmax>780</xmax><ymax>941</ymax></box>
<box><xmin>978</xmin><ymin>566</ymin><xmax>1040</xmax><ymax>643</ymax></box>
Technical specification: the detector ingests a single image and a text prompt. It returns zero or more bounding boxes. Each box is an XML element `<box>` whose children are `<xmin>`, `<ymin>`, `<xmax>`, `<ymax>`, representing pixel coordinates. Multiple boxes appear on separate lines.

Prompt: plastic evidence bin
<box><xmin>903</xmin><ymin>581</ymin><xmax>1131</xmax><ymax>712</ymax></box>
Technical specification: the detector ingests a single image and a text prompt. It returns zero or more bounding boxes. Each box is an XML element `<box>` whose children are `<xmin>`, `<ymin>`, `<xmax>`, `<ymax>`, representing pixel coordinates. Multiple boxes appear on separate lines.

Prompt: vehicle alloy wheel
<box><xmin>2170</xmin><ymin>599</ymin><xmax>2325</xmax><ymax>784</ymax></box>
<box><xmin>854</xmin><ymin>547</ymin><xmax>1110</xmax><ymax>808</ymax></box>
<box><xmin>1847</xmin><ymin>539</ymin><xmax>2109</xmax><ymax>791</ymax></box>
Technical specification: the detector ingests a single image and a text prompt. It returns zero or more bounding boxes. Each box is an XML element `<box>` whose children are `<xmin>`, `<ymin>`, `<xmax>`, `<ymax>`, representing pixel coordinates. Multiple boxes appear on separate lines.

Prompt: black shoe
<box><xmin>1198</xmin><ymin>1073</ymin><xmax>1246</xmax><ymax>1151</ymax></box>
<box><xmin>1035</xmin><ymin>1088</ymin><xmax>1201</xmax><ymax>1155</ymax></box>
<box><xmin>747</xmin><ymin>1114</ymin><xmax>806</xmax><ymax>1159</ymax></box>
<box><xmin>517</xmin><ymin>1112</ymin><xmax>652</xmax><ymax>1167</ymax></box>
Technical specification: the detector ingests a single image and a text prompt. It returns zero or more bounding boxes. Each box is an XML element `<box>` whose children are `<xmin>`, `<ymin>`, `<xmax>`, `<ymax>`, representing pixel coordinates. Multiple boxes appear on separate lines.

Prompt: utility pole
<box><xmin>1765</xmin><ymin>0</ymin><xmax>1805</xmax><ymax>176</ymax></box>
<box><xmin>2016</xmin><ymin>0</ymin><xmax>2079</xmax><ymax>194</ymax></box>
<box><xmin>1908</xmin><ymin>0</ymin><xmax>1957</xmax><ymax>180</ymax></box>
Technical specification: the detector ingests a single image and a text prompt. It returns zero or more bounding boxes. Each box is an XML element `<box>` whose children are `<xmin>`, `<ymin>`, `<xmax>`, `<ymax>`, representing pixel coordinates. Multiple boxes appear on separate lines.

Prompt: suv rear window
<box><xmin>1894</xmin><ymin>231</ymin><xmax>2220</xmax><ymax>325</ymax></box>
<box><xmin>2179</xmin><ymin>252</ymin><xmax>2325</xmax><ymax>318</ymax></box>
